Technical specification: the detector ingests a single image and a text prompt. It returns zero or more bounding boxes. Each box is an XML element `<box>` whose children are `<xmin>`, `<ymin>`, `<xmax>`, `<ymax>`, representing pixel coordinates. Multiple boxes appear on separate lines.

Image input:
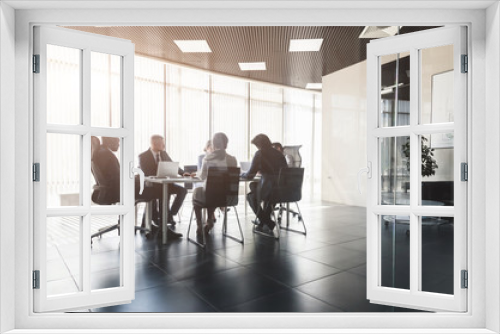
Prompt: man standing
<box><xmin>138</xmin><ymin>135</ymin><xmax>187</xmax><ymax>226</ymax></box>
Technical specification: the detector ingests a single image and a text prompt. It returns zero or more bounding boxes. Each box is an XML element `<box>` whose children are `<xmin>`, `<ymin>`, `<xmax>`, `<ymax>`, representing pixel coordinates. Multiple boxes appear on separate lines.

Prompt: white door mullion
<box><xmin>409</xmin><ymin>46</ymin><xmax>420</xmax><ymax>295</ymax></box>
<box><xmin>82</xmin><ymin>214</ymin><xmax>90</xmax><ymax>294</ymax></box>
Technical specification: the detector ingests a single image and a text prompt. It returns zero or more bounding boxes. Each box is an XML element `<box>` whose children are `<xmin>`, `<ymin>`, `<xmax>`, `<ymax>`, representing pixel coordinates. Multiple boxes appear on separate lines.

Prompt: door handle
<box><xmin>129</xmin><ymin>162</ymin><xmax>145</xmax><ymax>195</ymax></box>
<box><xmin>357</xmin><ymin>161</ymin><xmax>372</xmax><ymax>194</ymax></box>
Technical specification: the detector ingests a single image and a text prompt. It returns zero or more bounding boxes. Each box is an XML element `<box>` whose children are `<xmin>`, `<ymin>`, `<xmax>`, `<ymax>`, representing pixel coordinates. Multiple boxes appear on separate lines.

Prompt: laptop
<box><xmin>240</xmin><ymin>161</ymin><xmax>252</xmax><ymax>173</ymax></box>
<box><xmin>156</xmin><ymin>161</ymin><xmax>179</xmax><ymax>178</ymax></box>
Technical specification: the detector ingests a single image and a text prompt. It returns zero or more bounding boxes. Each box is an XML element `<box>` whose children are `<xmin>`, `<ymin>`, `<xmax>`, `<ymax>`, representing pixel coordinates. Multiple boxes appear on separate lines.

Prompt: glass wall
<box><xmin>46</xmin><ymin>53</ymin><xmax>322</xmax><ymax>202</ymax></box>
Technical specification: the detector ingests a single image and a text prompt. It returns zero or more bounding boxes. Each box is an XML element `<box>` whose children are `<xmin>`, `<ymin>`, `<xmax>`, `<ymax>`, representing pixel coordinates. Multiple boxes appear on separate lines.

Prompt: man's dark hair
<box><xmin>251</xmin><ymin>134</ymin><xmax>272</xmax><ymax>150</ymax></box>
<box><xmin>271</xmin><ymin>142</ymin><xmax>283</xmax><ymax>152</ymax></box>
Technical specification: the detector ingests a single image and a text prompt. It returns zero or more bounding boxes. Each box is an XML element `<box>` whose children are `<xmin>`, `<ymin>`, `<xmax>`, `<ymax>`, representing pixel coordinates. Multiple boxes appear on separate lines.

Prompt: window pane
<box><xmin>47</xmin><ymin>216</ymin><xmax>82</xmax><ymax>296</ymax></box>
<box><xmin>421</xmin><ymin>216</ymin><xmax>454</xmax><ymax>294</ymax></box>
<box><xmin>420</xmin><ymin>133</ymin><xmax>454</xmax><ymax>206</ymax></box>
<box><xmin>381</xmin><ymin>215</ymin><xmax>410</xmax><ymax>290</ymax></box>
<box><xmin>91</xmin><ymin>52</ymin><xmax>121</xmax><ymax>128</ymax></box>
<box><xmin>91</xmin><ymin>137</ymin><xmax>121</xmax><ymax>206</ymax></box>
<box><xmin>165</xmin><ymin>65</ymin><xmax>209</xmax><ymax>167</ymax></box>
<box><xmin>91</xmin><ymin>215</ymin><xmax>122</xmax><ymax>290</ymax></box>
<box><xmin>380</xmin><ymin>53</ymin><xmax>410</xmax><ymax>127</ymax></box>
<box><xmin>380</xmin><ymin>136</ymin><xmax>410</xmax><ymax>205</ymax></box>
<box><xmin>420</xmin><ymin>45</ymin><xmax>454</xmax><ymax>124</ymax></box>
<box><xmin>250</xmin><ymin>83</ymin><xmax>283</xmax><ymax>156</ymax></box>
<box><xmin>47</xmin><ymin>44</ymin><xmax>81</xmax><ymax>125</ymax></box>
<box><xmin>284</xmin><ymin>89</ymin><xmax>314</xmax><ymax>196</ymax></box>
<box><xmin>212</xmin><ymin>76</ymin><xmax>248</xmax><ymax>162</ymax></box>
<box><xmin>46</xmin><ymin>133</ymin><xmax>81</xmax><ymax>207</ymax></box>
<box><xmin>134</xmin><ymin>56</ymin><xmax>165</xmax><ymax>160</ymax></box>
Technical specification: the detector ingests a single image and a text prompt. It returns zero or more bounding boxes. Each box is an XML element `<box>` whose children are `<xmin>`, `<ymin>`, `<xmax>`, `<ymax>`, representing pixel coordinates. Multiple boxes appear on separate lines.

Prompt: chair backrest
<box><xmin>204</xmin><ymin>167</ymin><xmax>240</xmax><ymax>208</ymax></box>
<box><xmin>91</xmin><ymin>150</ymin><xmax>119</xmax><ymax>205</ymax></box>
<box><xmin>271</xmin><ymin>167</ymin><xmax>304</xmax><ymax>203</ymax></box>
<box><xmin>283</xmin><ymin>145</ymin><xmax>302</xmax><ymax>168</ymax></box>
<box><xmin>183</xmin><ymin>165</ymin><xmax>198</xmax><ymax>189</ymax></box>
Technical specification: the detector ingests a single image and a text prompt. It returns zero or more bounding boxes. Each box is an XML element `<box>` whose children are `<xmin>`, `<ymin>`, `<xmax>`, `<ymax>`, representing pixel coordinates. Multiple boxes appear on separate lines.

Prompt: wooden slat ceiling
<box><xmin>65</xmin><ymin>26</ymin><xmax>434</xmax><ymax>90</ymax></box>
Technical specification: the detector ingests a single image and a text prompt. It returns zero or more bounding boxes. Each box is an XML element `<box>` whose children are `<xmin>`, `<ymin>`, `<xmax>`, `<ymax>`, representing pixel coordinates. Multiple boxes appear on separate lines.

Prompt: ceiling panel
<box><xmin>65</xmin><ymin>26</ymin><xmax>435</xmax><ymax>90</ymax></box>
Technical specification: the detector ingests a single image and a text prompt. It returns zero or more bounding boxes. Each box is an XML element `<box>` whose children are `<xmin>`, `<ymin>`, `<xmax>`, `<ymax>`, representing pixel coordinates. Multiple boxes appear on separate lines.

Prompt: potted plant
<box><xmin>402</xmin><ymin>137</ymin><xmax>438</xmax><ymax>177</ymax></box>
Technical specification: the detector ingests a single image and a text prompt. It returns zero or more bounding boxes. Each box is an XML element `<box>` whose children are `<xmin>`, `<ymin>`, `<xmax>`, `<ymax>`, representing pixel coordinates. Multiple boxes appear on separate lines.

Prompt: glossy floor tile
<box><xmin>42</xmin><ymin>201</ymin><xmax>451</xmax><ymax>313</ymax></box>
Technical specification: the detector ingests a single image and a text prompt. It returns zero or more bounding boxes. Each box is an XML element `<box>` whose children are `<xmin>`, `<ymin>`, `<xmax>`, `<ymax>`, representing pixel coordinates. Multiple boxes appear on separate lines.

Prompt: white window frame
<box><xmin>1</xmin><ymin>1</ymin><xmax>498</xmax><ymax>333</ymax></box>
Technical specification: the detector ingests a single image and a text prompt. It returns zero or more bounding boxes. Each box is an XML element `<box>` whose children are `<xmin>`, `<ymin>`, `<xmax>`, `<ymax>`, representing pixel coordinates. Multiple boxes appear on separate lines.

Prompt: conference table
<box><xmin>146</xmin><ymin>175</ymin><xmax>259</xmax><ymax>244</ymax></box>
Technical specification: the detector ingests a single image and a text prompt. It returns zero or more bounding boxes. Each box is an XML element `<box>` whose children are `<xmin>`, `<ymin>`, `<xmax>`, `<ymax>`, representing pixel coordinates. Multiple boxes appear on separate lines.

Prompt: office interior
<box><xmin>44</xmin><ymin>25</ymin><xmax>454</xmax><ymax>313</ymax></box>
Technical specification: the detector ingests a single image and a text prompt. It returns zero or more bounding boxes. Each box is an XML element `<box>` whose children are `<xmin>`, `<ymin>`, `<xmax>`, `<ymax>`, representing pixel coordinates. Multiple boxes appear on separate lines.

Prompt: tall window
<box><xmin>46</xmin><ymin>53</ymin><xmax>322</xmax><ymax>199</ymax></box>
<box><xmin>212</xmin><ymin>76</ymin><xmax>248</xmax><ymax>161</ymax></box>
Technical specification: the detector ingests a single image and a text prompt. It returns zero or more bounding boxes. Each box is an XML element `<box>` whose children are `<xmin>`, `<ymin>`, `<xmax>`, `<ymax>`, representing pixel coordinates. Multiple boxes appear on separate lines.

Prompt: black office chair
<box><xmin>275</xmin><ymin>168</ymin><xmax>306</xmax><ymax>235</ymax></box>
<box><xmin>187</xmin><ymin>167</ymin><xmax>243</xmax><ymax>248</ymax></box>
<box><xmin>254</xmin><ymin>168</ymin><xmax>306</xmax><ymax>239</ymax></box>
<box><xmin>90</xmin><ymin>159</ymin><xmax>121</xmax><ymax>241</ymax></box>
<box><xmin>276</xmin><ymin>145</ymin><xmax>303</xmax><ymax>221</ymax></box>
<box><xmin>90</xmin><ymin>156</ymin><xmax>151</xmax><ymax>242</ymax></box>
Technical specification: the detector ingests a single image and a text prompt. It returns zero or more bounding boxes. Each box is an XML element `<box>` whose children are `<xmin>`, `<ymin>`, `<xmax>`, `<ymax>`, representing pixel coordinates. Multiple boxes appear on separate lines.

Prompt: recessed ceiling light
<box><xmin>289</xmin><ymin>39</ymin><xmax>324</xmax><ymax>52</ymax></box>
<box><xmin>306</xmin><ymin>83</ymin><xmax>322</xmax><ymax>90</ymax></box>
<box><xmin>359</xmin><ymin>26</ymin><xmax>402</xmax><ymax>39</ymax></box>
<box><xmin>238</xmin><ymin>62</ymin><xmax>266</xmax><ymax>71</ymax></box>
<box><xmin>173</xmin><ymin>40</ymin><xmax>212</xmax><ymax>53</ymax></box>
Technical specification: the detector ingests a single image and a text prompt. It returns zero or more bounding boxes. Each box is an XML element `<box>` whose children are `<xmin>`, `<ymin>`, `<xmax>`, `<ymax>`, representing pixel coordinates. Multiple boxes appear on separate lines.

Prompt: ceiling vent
<box><xmin>359</xmin><ymin>26</ymin><xmax>401</xmax><ymax>39</ymax></box>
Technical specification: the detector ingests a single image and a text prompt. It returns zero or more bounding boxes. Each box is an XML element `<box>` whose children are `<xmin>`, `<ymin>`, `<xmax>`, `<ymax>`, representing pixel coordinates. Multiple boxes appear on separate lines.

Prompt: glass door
<box><xmin>366</xmin><ymin>26</ymin><xmax>467</xmax><ymax>312</ymax></box>
<box><xmin>33</xmin><ymin>26</ymin><xmax>136</xmax><ymax>312</ymax></box>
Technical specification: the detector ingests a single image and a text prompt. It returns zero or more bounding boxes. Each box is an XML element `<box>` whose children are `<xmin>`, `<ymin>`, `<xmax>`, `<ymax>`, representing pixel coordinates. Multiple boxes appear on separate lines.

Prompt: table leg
<box><xmin>244</xmin><ymin>182</ymin><xmax>248</xmax><ymax>217</ymax></box>
<box><xmin>162</xmin><ymin>183</ymin><xmax>170</xmax><ymax>244</ymax></box>
<box><xmin>286</xmin><ymin>203</ymin><xmax>290</xmax><ymax>227</ymax></box>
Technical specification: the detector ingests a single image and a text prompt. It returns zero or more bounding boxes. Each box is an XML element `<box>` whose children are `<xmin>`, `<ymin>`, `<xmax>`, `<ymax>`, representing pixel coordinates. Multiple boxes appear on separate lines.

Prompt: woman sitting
<box><xmin>191</xmin><ymin>132</ymin><xmax>237</xmax><ymax>235</ymax></box>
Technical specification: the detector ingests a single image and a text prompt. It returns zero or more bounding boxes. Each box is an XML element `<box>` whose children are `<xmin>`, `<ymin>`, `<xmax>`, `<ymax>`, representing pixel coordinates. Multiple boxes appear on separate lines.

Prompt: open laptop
<box><xmin>240</xmin><ymin>161</ymin><xmax>252</xmax><ymax>173</ymax></box>
<box><xmin>156</xmin><ymin>161</ymin><xmax>179</xmax><ymax>178</ymax></box>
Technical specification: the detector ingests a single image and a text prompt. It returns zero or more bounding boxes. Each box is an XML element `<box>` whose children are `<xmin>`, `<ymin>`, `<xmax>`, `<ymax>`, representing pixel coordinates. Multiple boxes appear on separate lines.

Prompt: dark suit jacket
<box><xmin>138</xmin><ymin>149</ymin><xmax>184</xmax><ymax>177</ymax></box>
<box><xmin>91</xmin><ymin>146</ymin><xmax>120</xmax><ymax>204</ymax></box>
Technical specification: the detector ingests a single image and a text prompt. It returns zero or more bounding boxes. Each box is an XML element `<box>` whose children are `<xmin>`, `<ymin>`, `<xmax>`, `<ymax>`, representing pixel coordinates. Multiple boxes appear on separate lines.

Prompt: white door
<box><xmin>366</xmin><ymin>26</ymin><xmax>467</xmax><ymax>312</ymax></box>
<box><xmin>33</xmin><ymin>26</ymin><xmax>136</xmax><ymax>312</ymax></box>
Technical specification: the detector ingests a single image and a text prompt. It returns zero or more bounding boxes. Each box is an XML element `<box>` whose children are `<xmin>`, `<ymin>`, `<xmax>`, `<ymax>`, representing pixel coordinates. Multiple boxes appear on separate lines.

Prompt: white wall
<box><xmin>322</xmin><ymin>61</ymin><xmax>367</xmax><ymax>207</ymax></box>
<box><xmin>486</xmin><ymin>2</ymin><xmax>500</xmax><ymax>332</ymax></box>
<box><xmin>0</xmin><ymin>2</ymin><xmax>16</xmax><ymax>333</ymax></box>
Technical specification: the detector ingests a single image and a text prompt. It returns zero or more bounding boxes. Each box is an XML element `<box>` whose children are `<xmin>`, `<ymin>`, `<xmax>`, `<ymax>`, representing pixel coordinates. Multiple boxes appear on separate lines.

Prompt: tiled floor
<box><xmin>47</xmin><ymin>200</ymin><xmax>453</xmax><ymax>313</ymax></box>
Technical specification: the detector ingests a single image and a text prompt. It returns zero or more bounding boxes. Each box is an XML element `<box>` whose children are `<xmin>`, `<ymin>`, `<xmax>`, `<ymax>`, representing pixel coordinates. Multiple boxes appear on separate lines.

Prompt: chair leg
<box><xmin>278</xmin><ymin>202</ymin><xmax>306</xmax><ymax>235</ymax></box>
<box><xmin>222</xmin><ymin>206</ymin><xmax>244</xmax><ymax>244</ymax></box>
<box><xmin>187</xmin><ymin>207</ymin><xmax>205</xmax><ymax>249</ymax></box>
<box><xmin>91</xmin><ymin>223</ymin><xmax>119</xmax><ymax>241</ymax></box>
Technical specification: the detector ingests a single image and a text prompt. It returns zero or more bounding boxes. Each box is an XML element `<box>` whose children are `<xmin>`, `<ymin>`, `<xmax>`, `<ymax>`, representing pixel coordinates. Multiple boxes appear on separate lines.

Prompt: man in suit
<box><xmin>241</xmin><ymin>134</ymin><xmax>288</xmax><ymax>232</ymax></box>
<box><xmin>138</xmin><ymin>135</ymin><xmax>187</xmax><ymax>226</ymax></box>
<box><xmin>92</xmin><ymin>137</ymin><xmax>182</xmax><ymax>239</ymax></box>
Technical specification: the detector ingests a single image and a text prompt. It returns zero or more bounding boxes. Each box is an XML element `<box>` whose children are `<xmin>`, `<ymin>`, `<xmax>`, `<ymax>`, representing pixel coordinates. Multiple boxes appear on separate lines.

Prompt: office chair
<box><xmin>283</xmin><ymin>145</ymin><xmax>302</xmax><ymax>168</ymax></box>
<box><xmin>187</xmin><ymin>167</ymin><xmax>243</xmax><ymax>249</ymax></box>
<box><xmin>253</xmin><ymin>168</ymin><xmax>306</xmax><ymax>239</ymax></box>
<box><xmin>90</xmin><ymin>154</ymin><xmax>151</xmax><ymax>242</ymax></box>
<box><xmin>275</xmin><ymin>168</ymin><xmax>306</xmax><ymax>235</ymax></box>
<box><xmin>276</xmin><ymin>145</ymin><xmax>303</xmax><ymax>221</ymax></box>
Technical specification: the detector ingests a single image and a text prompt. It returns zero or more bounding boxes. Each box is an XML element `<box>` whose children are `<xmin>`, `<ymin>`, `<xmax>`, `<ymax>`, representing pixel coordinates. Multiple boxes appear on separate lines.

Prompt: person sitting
<box><xmin>241</xmin><ymin>134</ymin><xmax>288</xmax><ymax>232</ymax></box>
<box><xmin>197</xmin><ymin>140</ymin><xmax>213</xmax><ymax>171</ymax></box>
<box><xmin>191</xmin><ymin>132</ymin><xmax>237</xmax><ymax>236</ymax></box>
<box><xmin>138</xmin><ymin>135</ymin><xmax>187</xmax><ymax>226</ymax></box>
<box><xmin>92</xmin><ymin>137</ymin><xmax>182</xmax><ymax>239</ymax></box>
<box><xmin>271</xmin><ymin>142</ymin><xmax>294</xmax><ymax>167</ymax></box>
